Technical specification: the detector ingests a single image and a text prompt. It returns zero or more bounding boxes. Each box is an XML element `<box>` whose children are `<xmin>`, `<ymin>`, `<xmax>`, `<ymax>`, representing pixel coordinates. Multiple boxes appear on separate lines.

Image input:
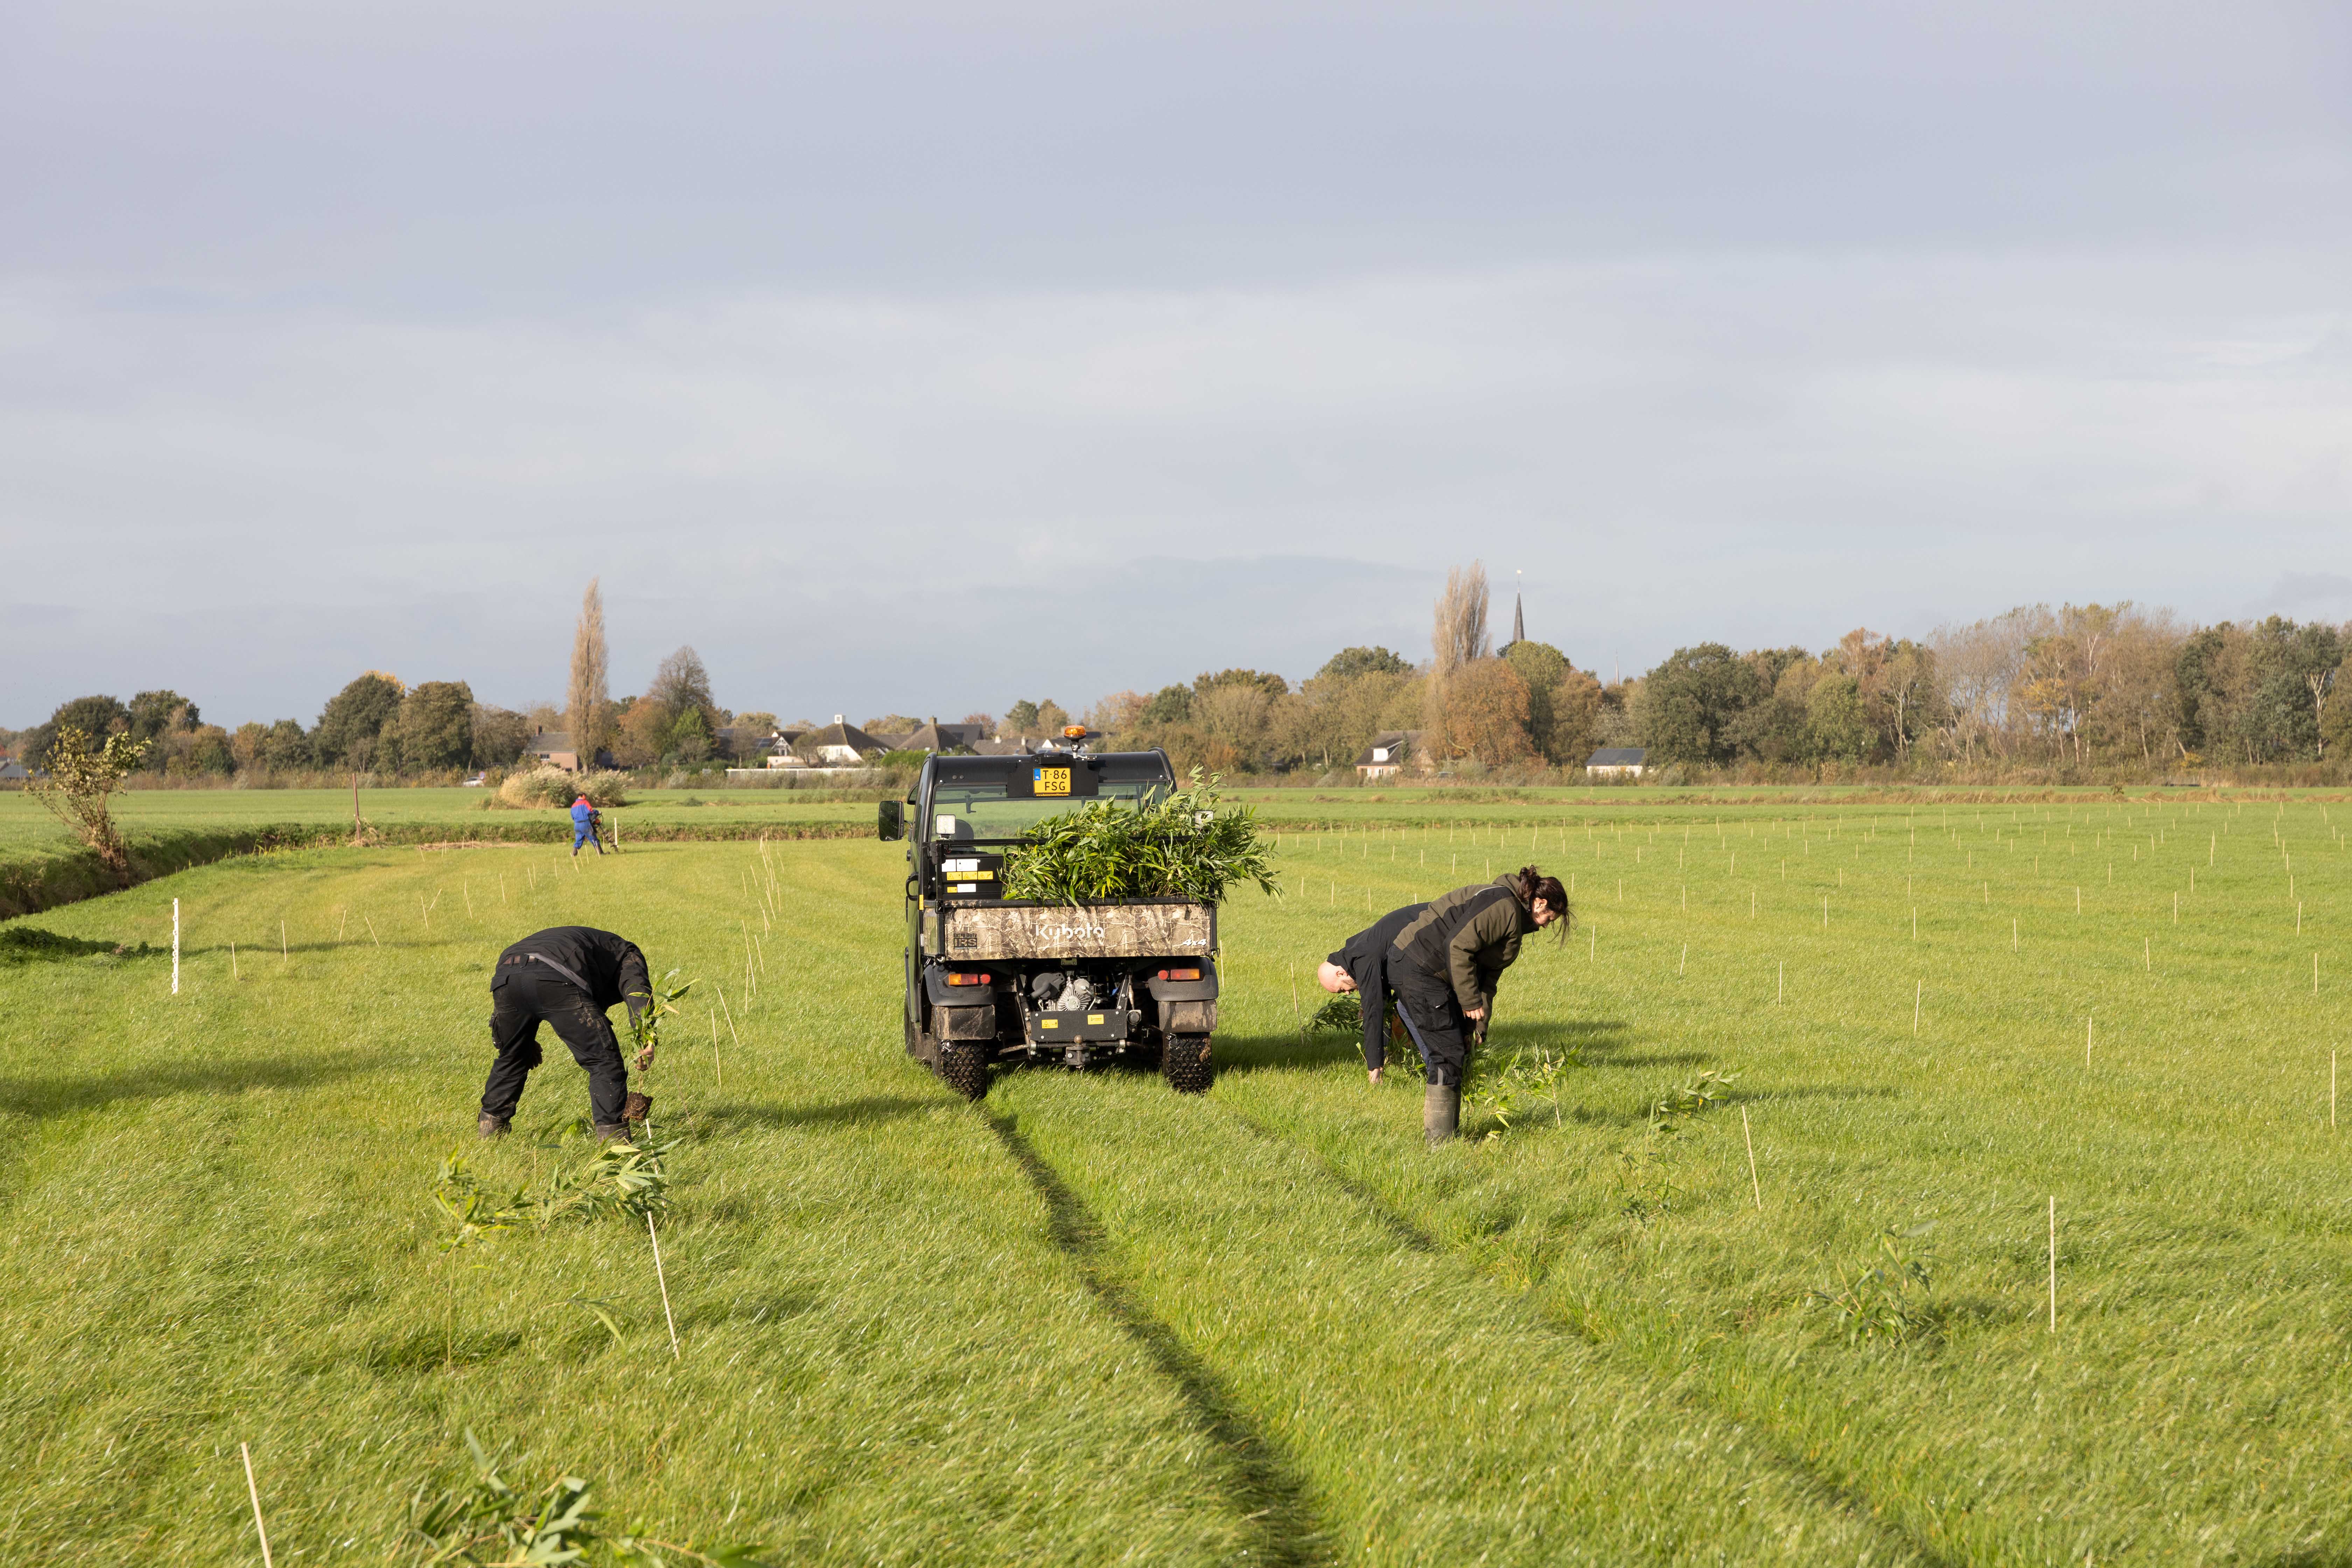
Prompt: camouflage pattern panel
<box><xmin>945</xmin><ymin>902</ymin><xmax>1215</xmax><ymax>961</ymax></box>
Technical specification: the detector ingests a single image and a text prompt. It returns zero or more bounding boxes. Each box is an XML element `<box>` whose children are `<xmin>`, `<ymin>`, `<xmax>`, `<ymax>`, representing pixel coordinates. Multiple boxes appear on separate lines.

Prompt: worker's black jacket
<box><xmin>1390</xmin><ymin>877</ymin><xmax>1537</xmax><ymax>1014</ymax></box>
<box><xmin>496</xmin><ymin>926</ymin><xmax>651</xmax><ymax>1024</ymax></box>
<box><xmin>1329</xmin><ymin>902</ymin><xmax>1428</xmax><ymax>1072</ymax></box>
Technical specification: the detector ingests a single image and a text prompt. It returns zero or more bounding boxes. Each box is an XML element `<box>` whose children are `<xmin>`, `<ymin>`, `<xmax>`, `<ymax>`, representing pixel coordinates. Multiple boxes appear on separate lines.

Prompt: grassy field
<box><xmin>2</xmin><ymin>795</ymin><xmax>2347</xmax><ymax>1562</ymax></box>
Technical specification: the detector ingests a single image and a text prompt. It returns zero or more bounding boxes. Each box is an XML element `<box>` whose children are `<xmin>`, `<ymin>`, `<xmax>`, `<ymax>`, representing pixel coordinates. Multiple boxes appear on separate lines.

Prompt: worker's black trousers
<box><xmin>482</xmin><ymin>964</ymin><xmax>628</xmax><ymax>1126</ymax></box>
<box><xmin>1391</xmin><ymin>968</ymin><xmax>1474</xmax><ymax>1088</ymax></box>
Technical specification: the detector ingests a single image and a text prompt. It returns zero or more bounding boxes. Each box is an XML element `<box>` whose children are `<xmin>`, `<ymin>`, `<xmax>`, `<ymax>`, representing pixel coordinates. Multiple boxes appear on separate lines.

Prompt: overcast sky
<box><xmin>5</xmin><ymin>1</ymin><xmax>2348</xmax><ymax>729</ymax></box>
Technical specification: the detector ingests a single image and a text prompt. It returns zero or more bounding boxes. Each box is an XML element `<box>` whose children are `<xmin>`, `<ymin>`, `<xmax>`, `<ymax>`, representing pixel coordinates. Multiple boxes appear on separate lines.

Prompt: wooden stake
<box><xmin>1777</xmin><ymin>961</ymin><xmax>1784</xmax><ymax>1004</ymax></box>
<box><xmin>1741</xmin><ymin>1106</ymin><xmax>1761</xmax><ymax>1210</ymax></box>
<box><xmin>2332</xmin><ymin>1049</ymin><xmax>2337</xmax><ymax>1130</ymax></box>
<box><xmin>2144</xmin><ymin>937</ymin><xmax>2150</xmax><ymax>970</ymax></box>
<box><xmin>230</xmin><ymin>942</ymin><xmax>239</xmax><ymax>980</ymax></box>
<box><xmin>716</xmin><ymin>983</ymin><xmax>744</xmax><ymax>1054</ymax></box>
<box><xmin>241</xmin><ymin>1442</ymin><xmax>276</xmax><ymax>1568</ymax></box>
<box><xmin>2086</xmin><ymin>1015</ymin><xmax>2093</xmax><ymax>1067</ymax></box>
<box><xmin>463</xmin><ymin>880</ymin><xmax>473</xmax><ymax>918</ymax></box>
<box><xmin>172</xmin><ymin>898</ymin><xmax>180</xmax><ymax>995</ymax></box>
<box><xmin>365</xmin><ymin>915</ymin><xmax>379</xmax><ymax>947</ymax></box>
<box><xmin>711</xmin><ymin>1011</ymin><xmax>723</xmax><ymax>1092</ymax></box>
<box><xmin>1679</xmin><ymin>944</ymin><xmax>1687</xmax><ymax>976</ymax></box>
<box><xmin>648</xmin><ymin>1213</ymin><xmax>680</xmax><ymax>1358</ymax></box>
<box><xmin>2048</xmin><ymin>1196</ymin><xmax>2058</xmax><ymax>1334</ymax></box>
<box><xmin>1913</xmin><ymin>980</ymin><xmax>1921</xmax><ymax>1035</ymax></box>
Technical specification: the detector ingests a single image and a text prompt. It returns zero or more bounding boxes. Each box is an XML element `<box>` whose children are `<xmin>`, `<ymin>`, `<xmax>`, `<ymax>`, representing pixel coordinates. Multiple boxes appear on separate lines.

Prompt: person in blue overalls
<box><xmin>570</xmin><ymin>794</ymin><xmax>604</xmax><ymax>857</ymax></box>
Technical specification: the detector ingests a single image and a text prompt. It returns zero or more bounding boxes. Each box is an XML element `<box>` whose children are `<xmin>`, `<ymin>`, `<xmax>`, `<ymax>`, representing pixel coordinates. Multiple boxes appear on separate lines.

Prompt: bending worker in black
<box><xmin>481</xmin><ymin>925</ymin><xmax>652</xmax><ymax>1141</ymax></box>
<box><xmin>1318</xmin><ymin>865</ymin><xmax>1569</xmax><ymax>1144</ymax></box>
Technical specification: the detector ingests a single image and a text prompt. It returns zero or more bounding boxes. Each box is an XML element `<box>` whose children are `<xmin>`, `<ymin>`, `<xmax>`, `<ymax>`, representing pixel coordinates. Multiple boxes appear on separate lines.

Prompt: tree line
<box><xmin>13</xmin><ymin>570</ymin><xmax>2344</xmax><ymax>786</ymax></box>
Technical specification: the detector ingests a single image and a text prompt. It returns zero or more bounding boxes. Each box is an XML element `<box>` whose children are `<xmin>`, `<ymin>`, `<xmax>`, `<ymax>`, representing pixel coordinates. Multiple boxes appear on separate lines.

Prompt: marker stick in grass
<box><xmin>241</xmin><ymin>1442</ymin><xmax>275</xmax><ymax>1568</ymax></box>
<box><xmin>1914</xmin><ymin>980</ymin><xmax>1921</xmax><ymax>1035</ymax></box>
<box><xmin>171</xmin><ymin>899</ymin><xmax>181</xmax><ymax>995</ymax></box>
<box><xmin>648</xmin><ymin>1213</ymin><xmax>680</xmax><ymax>1359</ymax></box>
<box><xmin>1741</xmin><ymin>1106</ymin><xmax>1762</xmax><ymax>1210</ymax></box>
<box><xmin>230</xmin><ymin>942</ymin><xmax>238</xmax><ymax>980</ymax></box>
<box><xmin>2049</xmin><ymin>1197</ymin><xmax>2058</xmax><ymax>1333</ymax></box>
<box><xmin>1778</xmin><ymin>961</ymin><xmax>1785</xmax><ymax>1003</ymax></box>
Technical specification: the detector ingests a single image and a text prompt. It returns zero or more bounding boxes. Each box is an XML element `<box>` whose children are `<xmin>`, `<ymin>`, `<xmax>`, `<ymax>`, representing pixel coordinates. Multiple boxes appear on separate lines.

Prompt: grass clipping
<box><xmin>1001</xmin><ymin>770</ymin><xmax>1280</xmax><ymax>905</ymax></box>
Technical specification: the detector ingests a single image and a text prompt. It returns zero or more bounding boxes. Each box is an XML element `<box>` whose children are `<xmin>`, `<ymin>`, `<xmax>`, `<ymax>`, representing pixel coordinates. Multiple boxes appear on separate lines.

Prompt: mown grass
<box><xmin>1</xmin><ymin>796</ymin><xmax>2347</xmax><ymax>1562</ymax></box>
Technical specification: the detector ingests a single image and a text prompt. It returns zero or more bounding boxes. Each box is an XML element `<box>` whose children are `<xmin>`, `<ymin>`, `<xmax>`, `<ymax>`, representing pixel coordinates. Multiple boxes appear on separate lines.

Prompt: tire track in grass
<box><xmin>995</xmin><ymin>1069</ymin><xmax>1917</xmax><ymax>1566</ymax></box>
<box><xmin>1210</xmin><ymin>1093</ymin><xmax>1965</xmax><ymax>1568</ymax></box>
<box><xmin>987</xmin><ymin>1111</ymin><xmax>1339</xmax><ymax>1568</ymax></box>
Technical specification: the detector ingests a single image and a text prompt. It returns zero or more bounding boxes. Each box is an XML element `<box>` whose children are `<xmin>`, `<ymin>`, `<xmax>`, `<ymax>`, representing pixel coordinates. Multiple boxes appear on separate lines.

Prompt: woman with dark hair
<box><xmin>1318</xmin><ymin>864</ymin><xmax>1569</xmax><ymax>1144</ymax></box>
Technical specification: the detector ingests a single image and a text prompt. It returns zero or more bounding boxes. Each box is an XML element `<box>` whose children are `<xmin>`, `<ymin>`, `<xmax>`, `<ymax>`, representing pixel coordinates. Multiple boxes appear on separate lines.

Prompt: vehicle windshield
<box><xmin>929</xmin><ymin>780</ymin><xmax>1163</xmax><ymax>840</ymax></box>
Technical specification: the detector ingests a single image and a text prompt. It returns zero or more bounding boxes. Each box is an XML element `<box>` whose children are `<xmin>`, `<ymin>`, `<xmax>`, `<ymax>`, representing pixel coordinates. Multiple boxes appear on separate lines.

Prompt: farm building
<box><xmin>1355</xmin><ymin>731</ymin><xmax>1418</xmax><ymax>780</ymax></box>
<box><xmin>0</xmin><ymin>757</ymin><xmax>29</xmax><ymax>782</ymax></box>
<box><xmin>1585</xmin><ymin>746</ymin><xmax>1648</xmax><ymax>778</ymax></box>
<box><xmin>525</xmin><ymin>729</ymin><xmax>583</xmax><ymax>771</ymax></box>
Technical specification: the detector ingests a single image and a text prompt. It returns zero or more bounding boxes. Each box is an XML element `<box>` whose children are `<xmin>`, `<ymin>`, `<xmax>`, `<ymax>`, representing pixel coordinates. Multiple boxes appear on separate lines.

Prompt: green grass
<box><xmin>0</xmin><ymin>786</ymin><xmax>878</xmax><ymax>850</ymax></box>
<box><xmin>2</xmin><ymin>796</ymin><xmax>2348</xmax><ymax>1561</ymax></box>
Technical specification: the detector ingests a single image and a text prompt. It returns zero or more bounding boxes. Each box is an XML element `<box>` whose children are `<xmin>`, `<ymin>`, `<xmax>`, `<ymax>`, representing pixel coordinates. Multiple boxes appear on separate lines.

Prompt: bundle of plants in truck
<box><xmin>1001</xmin><ymin>769</ymin><xmax>1280</xmax><ymax>904</ymax></box>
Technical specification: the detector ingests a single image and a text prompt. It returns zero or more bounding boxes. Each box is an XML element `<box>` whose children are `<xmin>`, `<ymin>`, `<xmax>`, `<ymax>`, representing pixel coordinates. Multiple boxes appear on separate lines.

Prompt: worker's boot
<box><xmin>593</xmin><ymin>1122</ymin><xmax>631</xmax><ymax>1143</ymax></box>
<box><xmin>477</xmin><ymin>1112</ymin><xmax>510</xmax><ymax>1140</ymax></box>
<box><xmin>1423</xmin><ymin>1083</ymin><xmax>1459</xmax><ymax>1147</ymax></box>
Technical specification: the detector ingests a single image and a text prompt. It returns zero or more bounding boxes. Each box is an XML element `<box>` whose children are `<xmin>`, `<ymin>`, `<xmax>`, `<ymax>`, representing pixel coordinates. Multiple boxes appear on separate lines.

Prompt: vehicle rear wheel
<box><xmin>938</xmin><ymin>1040</ymin><xmax>990</xmax><ymax>1101</ymax></box>
<box><xmin>1161</xmin><ymin>1034</ymin><xmax>1213</xmax><ymax>1094</ymax></box>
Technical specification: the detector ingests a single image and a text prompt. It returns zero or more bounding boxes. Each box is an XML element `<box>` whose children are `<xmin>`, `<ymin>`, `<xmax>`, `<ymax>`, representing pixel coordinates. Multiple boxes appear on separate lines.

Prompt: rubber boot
<box><xmin>1423</xmin><ymin>1083</ymin><xmax>1459</xmax><ymax>1146</ymax></box>
<box><xmin>593</xmin><ymin>1122</ymin><xmax>631</xmax><ymax>1143</ymax></box>
<box><xmin>477</xmin><ymin>1112</ymin><xmax>510</xmax><ymax>1140</ymax></box>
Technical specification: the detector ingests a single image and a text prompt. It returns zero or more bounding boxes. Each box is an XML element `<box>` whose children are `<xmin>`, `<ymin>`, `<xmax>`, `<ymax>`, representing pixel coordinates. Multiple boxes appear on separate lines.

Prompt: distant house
<box><xmin>972</xmin><ymin>736</ymin><xmax>1034</xmax><ymax>757</ymax></box>
<box><xmin>801</xmin><ymin>716</ymin><xmax>888</xmax><ymax>766</ymax></box>
<box><xmin>892</xmin><ymin>718</ymin><xmax>987</xmax><ymax>754</ymax></box>
<box><xmin>1585</xmin><ymin>747</ymin><xmax>1648</xmax><ymax>779</ymax></box>
<box><xmin>0</xmin><ymin>757</ymin><xmax>29</xmax><ymax>783</ymax></box>
<box><xmin>1355</xmin><ymin>730</ymin><xmax>1418</xmax><ymax>780</ymax></box>
<box><xmin>526</xmin><ymin>730</ymin><xmax>582</xmax><ymax>771</ymax></box>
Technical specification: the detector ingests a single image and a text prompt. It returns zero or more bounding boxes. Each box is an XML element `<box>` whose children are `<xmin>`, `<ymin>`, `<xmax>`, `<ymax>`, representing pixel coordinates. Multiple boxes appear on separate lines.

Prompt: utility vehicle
<box><xmin>878</xmin><ymin>740</ymin><xmax>1219</xmax><ymax>1099</ymax></box>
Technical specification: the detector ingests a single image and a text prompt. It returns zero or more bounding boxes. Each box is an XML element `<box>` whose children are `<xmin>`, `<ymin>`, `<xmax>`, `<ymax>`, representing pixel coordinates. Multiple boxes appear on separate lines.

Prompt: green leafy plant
<box><xmin>533</xmin><ymin>1137</ymin><xmax>674</xmax><ymax>1226</ymax></box>
<box><xmin>1808</xmin><ymin>1224</ymin><xmax>1939</xmax><ymax>1344</ymax></box>
<box><xmin>27</xmin><ymin>726</ymin><xmax>150</xmax><ymax>881</ymax></box>
<box><xmin>411</xmin><ymin>1430</ymin><xmax>771</xmax><ymax>1566</ymax></box>
<box><xmin>1467</xmin><ymin>1043</ymin><xmax>1584</xmax><ymax>1132</ymax></box>
<box><xmin>1307</xmin><ymin>992</ymin><xmax>1364</xmax><ymax>1035</ymax></box>
<box><xmin>1001</xmin><ymin>769</ymin><xmax>1281</xmax><ymax>904</ymax></box>
<box><xmin>626</xmin><ymin>970</ymin><xmax>696</xmax><ymax>1073</ymax></box>
<box><xmin>1648</xmin><ymin>1068</ymin><xmax>1740</xmax><ymax>1131</ymax></box>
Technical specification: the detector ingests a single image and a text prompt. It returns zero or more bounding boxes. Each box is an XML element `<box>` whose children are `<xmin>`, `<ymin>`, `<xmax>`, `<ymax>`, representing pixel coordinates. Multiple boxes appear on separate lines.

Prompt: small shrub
<box><xmin>1468</xmin><ymin>1042</ymin><xmax>1583</xmax><ymax>1132</ymax></box>
<box><xmin>410</xmin><ymin>1429</ymin><xmax>771</xmax><ymax>1566</ymax></box>
<box><xmin>1809</xmin><ymin>1225</ymin><xmax>1938</xmax><ymax>1344</ymax></box>
<box><xmin>494</xmin><ymin>767</ymin><xmax>631</xmax><ymax>810</ymax></box>
<box><xmin>27</xmin><ymin>726</ymin><xmax>150</xmax><ymax>881</ymax></box>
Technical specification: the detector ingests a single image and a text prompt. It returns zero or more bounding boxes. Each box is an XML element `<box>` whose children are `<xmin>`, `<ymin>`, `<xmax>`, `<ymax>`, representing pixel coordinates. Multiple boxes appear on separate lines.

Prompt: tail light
<box><xmin>947</xmin><ymin>972</ymin><xmax>992</xmax><ymax>987</ymax></box>
<box><xmin>1156</xmin><ymin>967</ymin><xmax>1202</xmax><ymax>981</ymax></box>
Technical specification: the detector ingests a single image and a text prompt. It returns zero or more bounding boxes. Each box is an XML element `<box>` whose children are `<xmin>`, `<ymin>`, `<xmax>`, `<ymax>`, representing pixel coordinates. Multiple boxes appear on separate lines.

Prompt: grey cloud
<box><xmin>4</xmin><ymin>3</ymin><xmax>2350</xmax><ymax>727</ymax></box>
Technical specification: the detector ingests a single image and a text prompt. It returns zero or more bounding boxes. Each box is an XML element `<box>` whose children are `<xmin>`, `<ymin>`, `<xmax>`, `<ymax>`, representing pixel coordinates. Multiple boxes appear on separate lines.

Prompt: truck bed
<box><xmin>941</xmin><ymin>900</ymin><xmax>1215</xmax><ymax>961</ymax></box>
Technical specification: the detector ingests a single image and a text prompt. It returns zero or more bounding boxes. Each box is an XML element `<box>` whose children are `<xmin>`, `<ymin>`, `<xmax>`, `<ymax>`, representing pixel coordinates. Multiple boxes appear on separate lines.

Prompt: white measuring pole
<box><xmin>172</xmin><ymin>898</ymin><xmax>181</xmax><ymax>995</ymax></box>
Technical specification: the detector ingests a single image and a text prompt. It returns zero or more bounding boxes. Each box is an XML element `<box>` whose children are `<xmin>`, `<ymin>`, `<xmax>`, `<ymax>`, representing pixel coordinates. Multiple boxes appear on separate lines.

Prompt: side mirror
<box><xmin>877</xmin><ymin>800</ymin><xmax>904</xmax><ymax>841</ymax></box>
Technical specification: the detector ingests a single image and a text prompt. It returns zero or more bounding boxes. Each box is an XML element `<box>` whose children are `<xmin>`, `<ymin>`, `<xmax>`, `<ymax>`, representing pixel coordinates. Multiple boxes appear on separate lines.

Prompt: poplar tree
<box><xmin>566</xmin><ymin>579</ymin><xmax>611</xmax><ymax>765</ymax></box>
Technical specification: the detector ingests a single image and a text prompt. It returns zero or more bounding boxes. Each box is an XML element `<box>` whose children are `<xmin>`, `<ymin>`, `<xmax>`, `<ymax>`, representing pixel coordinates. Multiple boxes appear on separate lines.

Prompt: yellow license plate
<box><xmin>1034</xmin><ymin>768</ymin><xmax>1071</xmax><ymax>796</ymax></box>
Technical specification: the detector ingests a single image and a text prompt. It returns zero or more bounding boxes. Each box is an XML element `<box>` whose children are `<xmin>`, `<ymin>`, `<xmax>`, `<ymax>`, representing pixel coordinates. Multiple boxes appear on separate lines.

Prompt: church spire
<box><xmin>1509</xmin><ymin>592</ymin><xmax>1524</xmax><ymax>649</ymax></box>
